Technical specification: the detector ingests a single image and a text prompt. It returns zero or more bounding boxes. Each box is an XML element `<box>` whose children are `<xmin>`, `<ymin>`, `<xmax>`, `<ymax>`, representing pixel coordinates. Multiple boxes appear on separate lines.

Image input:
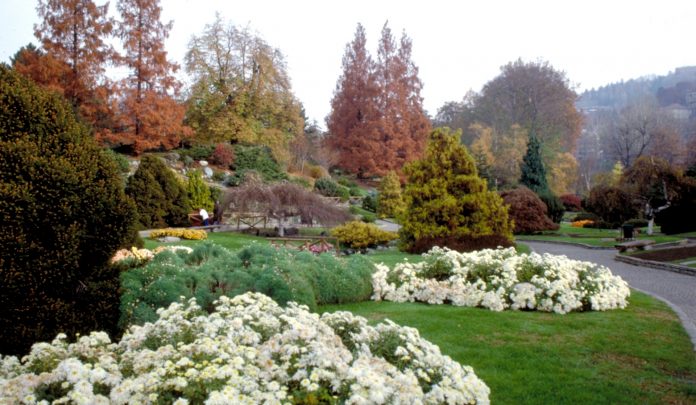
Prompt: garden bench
<box><xmin>615</xmin><ymin>239</ymin><xmax>655</xmax><ymax>253</ymax></box>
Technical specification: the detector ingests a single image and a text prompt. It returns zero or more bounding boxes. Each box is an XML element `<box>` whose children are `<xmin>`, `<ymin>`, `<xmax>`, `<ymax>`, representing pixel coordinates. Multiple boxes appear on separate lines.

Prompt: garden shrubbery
<box><xmin>400</xmin><ymin>128</ymin><xmax>514</xmax><ymax>253</ymax></box>
<box><xmin>560</xmin><ymin>194</ymin><xmax>582</xmax><ymax>211</ymax></box>
<box><xmin>314</xmin><ymin>177</ymin><xmax>350</xmax><ymax>201</ymax></box>
<box><xmin>126</xmin><ymin>155</ymin><xmax>190</xmax><ymax>228</ymax></box>
<box><xmin>331</xmin><ymin>221</ymin><xmax>398</xmax><ymax>249</ymax></box>
<box><xmin>120</xmin><ymin>243</ymin><xmax>375</xmax><ymax>326</ymax></box>
<box><xmin>584</xmin><ymin>185</ymin><xmax>637</xmax><ymax>228</ymax></box>
<box><xmin>538</xmin><ymin>191</ymin><xmax>565</xmax><ymax>223</ymax></box>
<box><xmin>233</xmin><ymin>144</ymin><xmax>287</xmax><ymax>182</ymax></box>
<box><xmin>209</xmin><ymin>142</ymin><xmax>235</xmax><ymax>167</ymax></box>
<box><xmin>500</xmin><ymin>187</ymin><xmax>558</xmax><ymax>234</ymax></box>
<box><xmin>0</xmin><ymin>65</ymin><xmax>137</xmax><ymax>355</ymax></box>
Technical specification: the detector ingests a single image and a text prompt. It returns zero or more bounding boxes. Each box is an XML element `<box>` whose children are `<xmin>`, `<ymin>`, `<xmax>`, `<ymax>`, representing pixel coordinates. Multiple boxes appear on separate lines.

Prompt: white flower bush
<box><xmin>0</xmin><ymin>292</ymin><xmax>490</xmax><ymax>404</ymax></box>
<box><xmin>373</xmin><ymin>247</ymin><xmax>630</xmax><ymax>314</ymax></box>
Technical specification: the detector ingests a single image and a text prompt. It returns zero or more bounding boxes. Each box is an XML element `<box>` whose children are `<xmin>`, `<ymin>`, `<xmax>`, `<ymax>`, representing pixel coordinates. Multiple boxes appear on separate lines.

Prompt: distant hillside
<box><xmin>577</xmin><ymin>66</ymin><xmax>696</xmax><ymax>111</ymax></box>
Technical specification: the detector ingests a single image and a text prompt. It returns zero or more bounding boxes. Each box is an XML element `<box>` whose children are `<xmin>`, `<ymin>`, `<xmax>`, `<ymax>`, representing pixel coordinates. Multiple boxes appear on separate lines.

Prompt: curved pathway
<box><xmin>525</xmin><ymin>241</ymin><xmax>696</xmax><ymax>349</ymax></box>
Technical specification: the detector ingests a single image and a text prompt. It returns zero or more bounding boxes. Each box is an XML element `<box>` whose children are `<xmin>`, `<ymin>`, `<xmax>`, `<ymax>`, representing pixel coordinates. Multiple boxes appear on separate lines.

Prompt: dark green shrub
<box><xmin>362</xmin><ymin>192</ymin><xmax>379</xmax><ymax>212</ymax></box>
<box><xmin>233</xmin><ymin>144</ymin><xmax>287</xmax><ymax>182</ymax></box>
<box><xmin>572</xmin><ymin>212</ymin><xmax>599</xmax><ymax>222</ymax></box>
<box><xmin>126</xmin><ymin>155</ymin><xmax>190</xmax><ymax>229</ymax></box>
<box><xmin>0</xmin><ymin>65</ymin><xmax>137</xmax><ymax>355</ymax></box>
<box><xmin>211</xmin><ymin>170</ymin><xmax>226</xmax><ymax>182</ymax></box>
<box><xmin>538</xmin><ymin>192</ymin><xmax>565</xmax><ymax>223</ymax></box>
<box><xmin>180</xmin><ymin>145</ymin><xmax>214</xmax><ymax>161</ymax></box>
<box><xmin>104</xmin><ymin>148</ymin><xmax>131</xmax><ymax>174</ymax></box>
<box><xmin>655</xmin><ymin>178</ymin><xmax>696</xmax><ymax>234</ymax></box>
<box><xmin>315</xmin><ymin>177</ymin><xmax>350</xmax><ymax>201</ymax></box>
<box><xmin>624</xmin><ymin>218</ymin><xmax>649</xmax><ymax>228</ymax></box>
<box><xmin>120</xmin><ymin>243</ymin><xmax>375</xmax><ymax>325</ymax></box>
<box><xmin>361</xmin><ymin>212</ymin><xmax>377</xmax><ymax>223</ymax></box>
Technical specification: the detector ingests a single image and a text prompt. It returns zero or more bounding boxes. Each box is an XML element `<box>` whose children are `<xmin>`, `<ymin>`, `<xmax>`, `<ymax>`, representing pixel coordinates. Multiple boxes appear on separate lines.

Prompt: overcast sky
<box><xmin>2</xmin><ymin>0</ymin><xmax>695</xmax><ymax>127</ymax></box>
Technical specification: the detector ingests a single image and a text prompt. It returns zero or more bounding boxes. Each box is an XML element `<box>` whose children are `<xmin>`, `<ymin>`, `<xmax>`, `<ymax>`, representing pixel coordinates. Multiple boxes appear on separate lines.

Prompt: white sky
<box><xmin>2</xmin><ymin>0</ymin><xmax>696</xmax><ymax>128</ymax></box>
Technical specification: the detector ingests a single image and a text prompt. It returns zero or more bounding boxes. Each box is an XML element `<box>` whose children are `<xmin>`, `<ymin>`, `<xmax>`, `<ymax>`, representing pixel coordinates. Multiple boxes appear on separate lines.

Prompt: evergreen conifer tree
<box><xmin>126</xmin><ymin>155</ymin><xmax>189</xmax><ymax>228</ymax></box>
<box><xmin>520</xmin><ymin>134</ymin><xmax>549</xmax><ymax>194</ymax></box>
<box><xmin>400</xmin><ymin>128</ymin><xmax>514</xmax><ymax>253</ymax></box>
<box><xmin>0</xmin><ymin>65</ymin><xmax>137</xmax><ymax>354</ymax></box>
<box><xmin>377</xmin><ymin>171</ymin><xmax>405</xmax><ymax>219</ymax></box>
<box><xmin>187</xmin><ymin>169</ymin><xmax>214</xmax><ymax>212</ymax></box>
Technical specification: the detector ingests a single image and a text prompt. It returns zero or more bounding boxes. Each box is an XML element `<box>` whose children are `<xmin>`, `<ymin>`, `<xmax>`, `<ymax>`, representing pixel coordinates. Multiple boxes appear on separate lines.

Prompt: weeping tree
<box><xmin>222</xmin><ymin>175</ymin><xmax>351</xmax><ymax>236</ymax></box>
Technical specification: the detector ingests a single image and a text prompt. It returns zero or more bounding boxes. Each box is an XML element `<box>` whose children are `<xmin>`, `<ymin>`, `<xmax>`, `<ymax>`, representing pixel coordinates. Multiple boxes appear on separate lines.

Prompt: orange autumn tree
<box><xmin>111</xmin><ymin>0</ymin><xmax>190</xmax><ymax>153</ymax></box>
<box><xmin>327</xmin><ymin>22</ymin><xmax>429</xmax><ymax>178</ymax></box>
<box><xmin>326</xmin><ymin>23</ymin><xmax>381</xmax><ymax>177</ymax></box>
<box><xmin>16</xmin><ymin>0</ymin><xmax>116</xmax><ymax>135</ymax></box>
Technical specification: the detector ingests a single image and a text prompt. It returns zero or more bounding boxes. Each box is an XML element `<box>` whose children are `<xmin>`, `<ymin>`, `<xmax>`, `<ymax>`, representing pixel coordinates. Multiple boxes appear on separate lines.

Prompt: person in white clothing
<box><xmin>199</xmin><ymin>208</ymin><xmax>209</xmax><ymax>226</ymax></box>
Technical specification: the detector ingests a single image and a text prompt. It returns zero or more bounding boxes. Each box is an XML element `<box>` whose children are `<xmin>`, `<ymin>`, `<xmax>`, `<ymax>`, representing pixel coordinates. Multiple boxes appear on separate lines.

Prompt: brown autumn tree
<box><xmin>474</xmin><ymin>59</ymin><xmax>582</xmax><ymax>155</ymax></box>
<box><xmin>17</xmin><ymin>0</ymin><xmax>115</xmax><ymax>135</ymax></box>
<box><xmin>326</xmin><ymin>23</ymin><xmax>381</xmax><ymax>176</ymax></box>
<box><xmin>327</xmin><ymin>22</ymin><xmax>429</xmax><ymax>178</ymax></box>
<box><xmin>110</xmin><ymin>0</ymin><xmax>190</xmax><ymax>153</ymax></box>
<box><xmin>374</xmin><ymin>23</ymin><xmax>430</xmax><ymax>173</ymax></box>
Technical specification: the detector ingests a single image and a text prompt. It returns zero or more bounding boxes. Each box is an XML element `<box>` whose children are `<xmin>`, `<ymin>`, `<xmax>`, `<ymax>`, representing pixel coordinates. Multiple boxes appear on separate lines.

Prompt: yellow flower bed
<box><xmin>149</xmin><ymin>228</ymin><xmax>208</xmax><ymax>240</ymax></box>
<box><xmin>571</xmin><ymin>219</ymin><xmax>594</xmax><ymax>228</ymax></box>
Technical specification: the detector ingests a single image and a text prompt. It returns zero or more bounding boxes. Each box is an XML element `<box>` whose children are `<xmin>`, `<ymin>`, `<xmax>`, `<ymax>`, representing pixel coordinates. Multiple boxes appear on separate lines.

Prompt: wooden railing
<box><xmin>268</xmin><ymin>236</ymin><xmax>340</xmax><ymax>255</ymax></box>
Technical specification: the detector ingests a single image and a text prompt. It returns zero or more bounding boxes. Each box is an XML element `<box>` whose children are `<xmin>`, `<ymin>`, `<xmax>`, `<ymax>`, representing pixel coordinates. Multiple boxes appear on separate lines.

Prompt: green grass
<box><xmin>320</xmin><ymin>291</ymin><xmax>696</xmax><ymax>405</ymax></box>
<box><xmin>516</xmin><ymin>223</ymin><xmax>684</xmax><ymax>247</ymax></box>
<box><xmin>143</xmin><ymin>231</ymin><xmax>266</xmax><ymax>250</ymax></box>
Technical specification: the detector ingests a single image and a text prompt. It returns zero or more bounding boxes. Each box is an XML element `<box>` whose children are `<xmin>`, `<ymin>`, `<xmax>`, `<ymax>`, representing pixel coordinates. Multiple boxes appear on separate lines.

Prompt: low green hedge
<box><xmin>119</xmin><ymin>243</ymin><xmax>375</xmax><ymax>327</ymax></box>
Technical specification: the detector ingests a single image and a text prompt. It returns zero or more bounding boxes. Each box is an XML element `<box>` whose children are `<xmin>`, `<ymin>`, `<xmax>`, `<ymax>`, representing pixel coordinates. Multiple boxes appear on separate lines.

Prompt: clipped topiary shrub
<box><xmin>560</xmin><ymin>194</ymin><xmax>582</xmax><ymax>211</ymax></box>
<box><xmin>119</xmin><ymin>243</ymin><xmax>375</xmax><ymax>325</ymax></box>
<box><xmin>126</xmin><ymin>155</ymin><xmax>191</xmax><ymax>229</ymax></box>
<box><xmin>148</xmin><ymin>228</ymin><xmax>208</xmax><ymax>240</ymax></box>
<box><xmin>209</xmin><ymin>142</ymin><xmax>235</xmax><ymax>167</ymax></box>
<box><xmin>233</xmin><ymin>144</ymin><xmax>288</xmax><ymax>182</ymax></box>
<box><xmin>0</xmin><ymin>65</ymin><xmax>137</xmax><ymax>355</ymax></box>
<box><xmin>500</xmin><ymin>187</ymin><xmax>558</xmax><ymax>234</ymax></box>
<box><xmin>331</xmin><ymin>221</ymin><xmax>399</xmax><ymax>249</ymax></box>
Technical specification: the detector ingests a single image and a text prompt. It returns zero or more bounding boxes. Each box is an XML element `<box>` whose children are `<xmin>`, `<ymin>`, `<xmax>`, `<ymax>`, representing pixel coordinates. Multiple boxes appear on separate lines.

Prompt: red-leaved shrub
<box><xmin>560</xmin><ymin>194</ymin><xmax>582</xmax><ymax>211</ymax></box>
<box><xmin>500</xmin><ymin>187</ymin><xmax>559</xmax><ymax>234</ymax></box>
<box><xmin>210</xmin><ymin>143</ymin><xmax>235</xmax><ymax>167</ymax></box>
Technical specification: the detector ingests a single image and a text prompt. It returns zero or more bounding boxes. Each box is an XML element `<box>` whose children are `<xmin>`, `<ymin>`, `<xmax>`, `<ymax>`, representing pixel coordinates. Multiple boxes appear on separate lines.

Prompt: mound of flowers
<box><xmin>149</xmin><ymin>228</ymin><xmax>208</xmax><ymax>240</ymax></box>
<box><xmin>111</xmin><ymin>245</ymin><xmax>193</xmax><ymax>265</ymax></box>
<box><xmin>0</xmin><ymin>293</ymin><xmax>490</xmax><ymax>404</ymax></box>
<box><xmin>373</xmin><ymin>247</ymin><xmax>630</xmax><ymax>314</ymax></box>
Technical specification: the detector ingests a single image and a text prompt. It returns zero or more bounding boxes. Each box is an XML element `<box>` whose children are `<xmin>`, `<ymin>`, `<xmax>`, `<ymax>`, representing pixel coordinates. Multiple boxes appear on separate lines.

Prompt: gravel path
<box><xmin>525</xmin><ymin>241</ymin><xmax>696</xmax><ymax>350</ymax></box>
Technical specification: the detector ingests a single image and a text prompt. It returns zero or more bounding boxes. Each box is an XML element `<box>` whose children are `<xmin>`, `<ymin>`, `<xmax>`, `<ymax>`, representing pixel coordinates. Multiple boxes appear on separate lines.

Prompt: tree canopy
<box><xmin>184</xmin><ymin>14</ymin><xmax>304</xmax><ymax>165</ymax></box>
<box><xmin>327</xmin><ymin>22</ymin><xmax>430</xmax><ymax>178</ymax></box>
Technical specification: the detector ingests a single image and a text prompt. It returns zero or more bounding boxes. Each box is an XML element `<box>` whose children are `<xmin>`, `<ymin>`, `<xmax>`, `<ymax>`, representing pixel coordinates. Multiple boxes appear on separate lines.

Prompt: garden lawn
<box><xmin>516</xmin><ymin>223</ymin><xmax>684</xmax><ymax>247</ymax></box>
<box><xmin>321</xmin><ymin>291</ymin><xmax>696</xmax><ymax>405</ymax></box>
<box><xmin>143</xmin><ymin>231</ymin><xmax>265</xmax><ymax>250</ymax></box>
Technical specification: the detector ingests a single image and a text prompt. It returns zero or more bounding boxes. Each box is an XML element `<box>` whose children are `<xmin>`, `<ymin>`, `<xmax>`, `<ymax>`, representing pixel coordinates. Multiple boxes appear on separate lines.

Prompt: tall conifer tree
<box><xmin>20</xmin><ymin>0</ymin><xmax>115</xmax><ymax>135</ymax></box>
<box><xmin>326</xmin><ymin>23</ymin><xmax>380</xmax><ymax>177</ymax></box>
<box><xmin>113</xmin><ymin>0</ymin><xmax>190</xmax><ymax>153</ymax></box>
<box><xmin>520</xmin><ymin>134</ymin><xmax>549</xmax><ymax>194</ymax></box>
